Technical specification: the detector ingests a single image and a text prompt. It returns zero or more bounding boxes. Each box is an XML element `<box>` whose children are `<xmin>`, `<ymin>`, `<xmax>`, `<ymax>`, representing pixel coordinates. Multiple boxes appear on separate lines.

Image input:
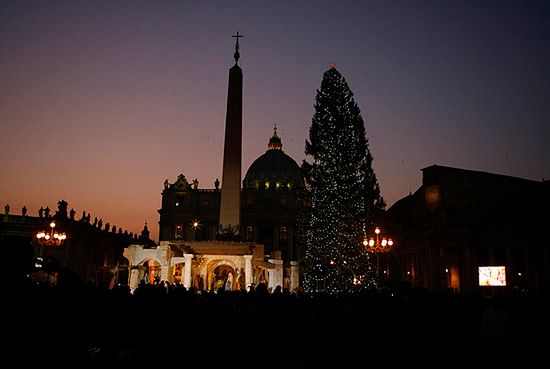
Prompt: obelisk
<box><xmin>219</xmin><ymin>32</ymin><xmax>243</xmax><ymax>235</ymax></box>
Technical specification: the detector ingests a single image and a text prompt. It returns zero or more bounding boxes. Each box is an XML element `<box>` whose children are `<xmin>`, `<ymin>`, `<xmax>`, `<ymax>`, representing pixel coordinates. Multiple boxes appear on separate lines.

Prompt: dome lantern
<box><xmin>268</xmin><ymin>124</ymin><xmax>282</xmax><ymax>151</ymax></box>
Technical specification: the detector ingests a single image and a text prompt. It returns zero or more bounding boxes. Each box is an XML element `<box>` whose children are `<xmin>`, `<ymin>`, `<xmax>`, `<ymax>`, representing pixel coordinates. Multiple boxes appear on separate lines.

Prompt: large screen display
<box><xmin>478</xmin><ymin>266</ymin><xmax>506</xmax><ymax>286</ymax></box>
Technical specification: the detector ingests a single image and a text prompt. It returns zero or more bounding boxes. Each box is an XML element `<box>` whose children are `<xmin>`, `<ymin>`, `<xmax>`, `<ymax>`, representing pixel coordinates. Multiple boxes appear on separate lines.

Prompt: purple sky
<box><xmin>2</xmin><ymin>1</ymin><xmax>549</xmax><ymax>241</ymax></box>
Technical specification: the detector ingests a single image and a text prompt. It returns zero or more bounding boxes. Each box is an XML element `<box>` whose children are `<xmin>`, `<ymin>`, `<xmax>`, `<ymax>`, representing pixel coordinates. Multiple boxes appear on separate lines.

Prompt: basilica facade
<box><xmin>158</xmin><ymin>127</ymin><xmax>304</xmax><ymax>261</ymax></box>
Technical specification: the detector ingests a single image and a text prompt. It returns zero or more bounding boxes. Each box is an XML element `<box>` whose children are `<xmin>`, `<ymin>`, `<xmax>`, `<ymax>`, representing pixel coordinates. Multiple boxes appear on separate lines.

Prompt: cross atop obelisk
<box><xmin>232</xmin><ymin>31</ymin><xmax>243</xmax><ymax>63</ymax></box>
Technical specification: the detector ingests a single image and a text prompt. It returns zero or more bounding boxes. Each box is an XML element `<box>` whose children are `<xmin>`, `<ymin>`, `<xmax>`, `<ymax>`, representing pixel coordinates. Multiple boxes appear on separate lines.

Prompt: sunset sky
<box><xmin>2</xmin><ymin>1</ymin><xmax>548</xmax><ymax>241</ymax></box>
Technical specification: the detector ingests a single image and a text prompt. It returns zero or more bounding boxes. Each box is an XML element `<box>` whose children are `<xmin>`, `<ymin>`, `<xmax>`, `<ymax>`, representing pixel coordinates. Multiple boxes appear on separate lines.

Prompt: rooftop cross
<box><xmin>232</xmin><ymin>31</ymin><xmax>243</xmax><ymax>63</ymax></box>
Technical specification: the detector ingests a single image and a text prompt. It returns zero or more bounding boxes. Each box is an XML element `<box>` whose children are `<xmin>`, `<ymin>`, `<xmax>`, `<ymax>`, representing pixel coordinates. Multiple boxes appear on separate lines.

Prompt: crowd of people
<box><xmin>3</xmin><ymin>274</ymin><xmax>548</xmax><ymax>369</ymax></box>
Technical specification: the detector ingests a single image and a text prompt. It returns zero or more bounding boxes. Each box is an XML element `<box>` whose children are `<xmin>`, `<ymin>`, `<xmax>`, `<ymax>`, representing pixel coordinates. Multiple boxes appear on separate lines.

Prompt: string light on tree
<box><xmin>301</xmin><ymin>65</ymin><xmax>385</xmax><ymax>293</ymax></box>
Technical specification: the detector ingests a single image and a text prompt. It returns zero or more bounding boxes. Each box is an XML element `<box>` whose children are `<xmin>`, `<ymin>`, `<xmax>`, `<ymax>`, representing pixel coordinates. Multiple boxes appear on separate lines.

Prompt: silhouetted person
<box><xmin>199</xmin><ymin>274</ymin><xmax>204</xmax><ymax>290</ymax></box>
<box><xmin>43</xmin><ymin>255</ymin><xmax>82</xmax><ymax>289</ymax></box>
<box><xmin>21</xmin><ymin>205</ymin><xmax>27</xmax><ymax>216</ymax></box>
<box><xmin>44</xmin><ymin>206</ymin><xmax>50</xmax><ymax>217</ymax></box>
<box><xmin>4</xmin><ymin>204</ymin><xmax>10</xmax><ymax>215</ymax></box>
<box><xmin>255</xmin><ymin>282</ymin><xmax>268</xmax><ymax>295</ymax></box>
<box><xmin>38</xmin><ymin>206</ymin><xmax>44</xmax><ymax>218</ymax></box>
<box><xmin>98</xmin><ymin>218</ymin><xmax>103</xmax><ymax>230</ymax></box>
<box><xmin>69</xmin><ymin>208</ymin><xmax>75</xmax><ymax>220</ymax></box>
<box><xmin>215</xmin><ymin>178</ymin><xmax>220</xmax><ymax>190</ymax></box>
<box><xmin>142</xmin><ymin>261</ymin><xmax>149</xmax><ymax>282</ymax></box>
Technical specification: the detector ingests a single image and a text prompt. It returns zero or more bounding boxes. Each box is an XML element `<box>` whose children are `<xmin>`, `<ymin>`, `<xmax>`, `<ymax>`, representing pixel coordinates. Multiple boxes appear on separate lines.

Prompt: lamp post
<box><xmin>363</xmin><ymin>226</ymin><xmax>394</xmax><ymax>280</ymax></box>
<box><xmin>36</xmin><ymin>221</ymin><xmax>67</xmax><ymax>256</ymax></box>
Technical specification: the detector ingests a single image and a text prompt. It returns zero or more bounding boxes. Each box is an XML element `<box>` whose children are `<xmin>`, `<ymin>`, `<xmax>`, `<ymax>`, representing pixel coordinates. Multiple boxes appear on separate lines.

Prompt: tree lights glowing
<box><xmin>301</xmin><ymin>66</ymin><xmax>385</xmax><ymax>293</ymax></box>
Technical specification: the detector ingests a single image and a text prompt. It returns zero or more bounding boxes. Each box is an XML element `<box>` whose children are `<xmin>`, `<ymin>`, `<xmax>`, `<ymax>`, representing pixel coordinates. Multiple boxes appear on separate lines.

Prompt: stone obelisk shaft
<box><xmin>219</xmin><ymin>63</ymin><xmax>242</xmax><ymax>231</ymax></box>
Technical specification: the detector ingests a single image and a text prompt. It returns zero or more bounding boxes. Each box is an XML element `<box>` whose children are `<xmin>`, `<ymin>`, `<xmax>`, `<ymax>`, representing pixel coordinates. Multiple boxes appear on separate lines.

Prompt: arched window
<box><xmin>246</xmin><ymin>226</ymin><xmax>254</xmax><ymax>241</ymax></box>
<box><xmin>279</xmin><ymin>226</ymin><xmax>287</xmax><ymax>241</ymax></box>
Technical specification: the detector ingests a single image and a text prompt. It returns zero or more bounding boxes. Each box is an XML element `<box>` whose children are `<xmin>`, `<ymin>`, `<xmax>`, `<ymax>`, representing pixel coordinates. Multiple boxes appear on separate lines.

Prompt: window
<box><xmin>175</xmin><ymin>196</ymin><xmax>185</xmax><ymax>207</ymax></box>
<box><xmin>425</xmin><ymin>185</ymin><xmax>440</xmax><ymax>206</ymax></box>
<box><xmin>279</xmin><ymin>226</ymin><xmax>287</xmax><ymax>241</ymax></box>
<box><xmin>246</xmin><ymin>226</ymin><xmax>254</xmax><ymax>241</ymax></box>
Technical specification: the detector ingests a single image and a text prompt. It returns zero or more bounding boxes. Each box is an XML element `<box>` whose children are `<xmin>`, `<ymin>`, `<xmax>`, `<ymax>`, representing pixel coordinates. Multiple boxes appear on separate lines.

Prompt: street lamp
<box><xmin>36</xmin><ymin>221</ymin><xmax>67</xmax><ymax>247</ymax></box>
<box><xmin>363</xmin><ymin>226</ymin><xmax>394</xmax><ymax>279</ymax></box>
<box><xmin>36</xmin><ymin>221</ymin><xmax>67</xmax><ymax>258</ymax></box>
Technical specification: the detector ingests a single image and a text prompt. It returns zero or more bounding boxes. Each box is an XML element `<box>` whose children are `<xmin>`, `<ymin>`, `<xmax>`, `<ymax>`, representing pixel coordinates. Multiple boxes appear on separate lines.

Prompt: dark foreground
<box><xmin>3</xmin><ymin>280</ymin><xmax>548</xmax><ymax>369</ymax></box>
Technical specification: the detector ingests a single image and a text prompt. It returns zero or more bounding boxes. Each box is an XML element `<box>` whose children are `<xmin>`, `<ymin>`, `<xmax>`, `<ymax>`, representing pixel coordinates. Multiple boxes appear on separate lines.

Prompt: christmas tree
<box><xmin>301</xmin><ymin>65</ymin><xmax>385</xmax><ymax>293</ymax></box>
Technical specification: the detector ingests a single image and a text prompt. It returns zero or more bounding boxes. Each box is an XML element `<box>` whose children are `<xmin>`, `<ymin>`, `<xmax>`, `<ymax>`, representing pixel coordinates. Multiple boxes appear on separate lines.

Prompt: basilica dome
<box><xmin>243</xmin><ymin>127</ymin><xmax>304</xmax><ymax>191</ymax></box>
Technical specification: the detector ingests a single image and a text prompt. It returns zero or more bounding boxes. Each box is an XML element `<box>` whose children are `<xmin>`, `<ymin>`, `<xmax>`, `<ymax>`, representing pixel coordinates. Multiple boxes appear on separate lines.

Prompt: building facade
<box><xmin>384</xmin><ymin>165</ymin><xmax>550</xmax><ymax>294</ymax></box>
<box><xmin>0</xmin><ymin>199</ymin><xmax>152</xmax><ymax>287</ymax></box>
